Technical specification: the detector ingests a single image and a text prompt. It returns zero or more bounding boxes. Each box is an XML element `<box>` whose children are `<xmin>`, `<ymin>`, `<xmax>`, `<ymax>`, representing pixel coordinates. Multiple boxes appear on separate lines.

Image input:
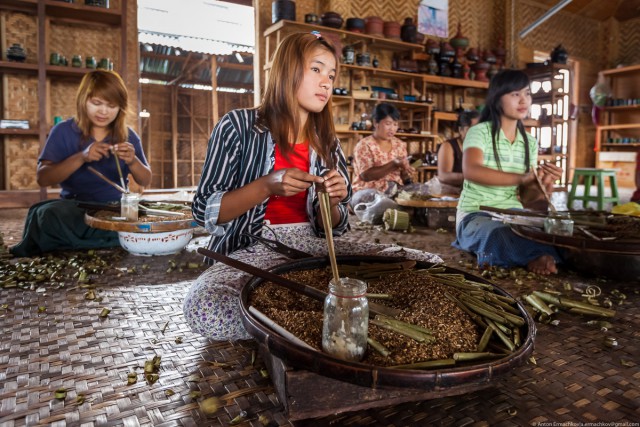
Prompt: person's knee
<box><xmin>183</xmin><ymin>282</ymin><xmax>250</xmax><ymax>340</ymax></box>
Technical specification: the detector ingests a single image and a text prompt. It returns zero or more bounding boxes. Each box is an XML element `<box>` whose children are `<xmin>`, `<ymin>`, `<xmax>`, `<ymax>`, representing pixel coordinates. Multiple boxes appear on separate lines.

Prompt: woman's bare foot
<box><xmin>527</xmin><ymin>255</ymin><xmax>558</xmax><ymax>275</ymax></box>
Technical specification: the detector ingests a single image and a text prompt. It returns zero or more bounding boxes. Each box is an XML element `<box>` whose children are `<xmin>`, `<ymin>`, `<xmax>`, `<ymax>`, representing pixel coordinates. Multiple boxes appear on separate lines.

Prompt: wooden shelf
<box><xmin>600</xmin><ymin>64</ymin><xmax>640</xmax><ymax>77</ymax></box>
<box><xmin>0</xmin><ymin>128</ymin><xmax>39</xmax><ymax>136</ymax></box>
<box><xmin>0</xmin><ymin>0</ymin><xmax>121</xmax><ymax>25</ymax></box>
<box><xmin>264</xmin><ymin>20</ymin><xmax>424</xmax><ymax>53</ymax></box>
<box><xmin>0</xmin><ymin>60</ymin><xmax>38</xmax><ymax>74</ymax></box>
<box><xmin>601</xmin><ymin>143</ymin><xmax>640</xmax><ymax>148</ymax></box>
<box><xmin>46</xmin><ymin>64</ymin><xmax>93</xmax><ymax>77</ymax></box>
<box><xmin>602</xmin><ymin>104</ymin><xmax>640</xmax><ymax>111</ymax></box>
<box><xmin>523</xmin><ymin>63</ymin><xmax>570</xmax><ymax>80</ymax></box>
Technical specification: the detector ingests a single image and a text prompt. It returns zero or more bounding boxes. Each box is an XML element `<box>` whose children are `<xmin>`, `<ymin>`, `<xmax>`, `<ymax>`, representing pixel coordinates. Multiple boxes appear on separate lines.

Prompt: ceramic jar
<box><xmin>346</xmin><ymin>17</ymin><xmax>365</xmax><ymax>33</ymax></box>
<box><xmin>86</xmin><ymin>56</ymin><xmax>97</xmax><ymax>69</ymax></box>
<box><xmin>400</xmin><ymin>17</ymin><xmax>417</xmax><ymax>43</ymax></box>
<box><xmin>6</xmin><ymin>43</ymin><xmax>27</xmax><ymax>62</ymax></box>
<box><xmin>72</xmin><ymin>55</ymin><xmax>83</xmax><ymax>68</ymax></box>
<box><xmin>342</xmin><ymin>45</ymin><xmax>355</xmax><ymax>65</ymax></box>
<box><xmin>321</xmin><ymin>11</ymin><xmax>343</xmax><ymax>29</ymax></box>
<box><xmin>304</xmin><ymin>13</ymin><xmax>319</xmax><ymax>24</ymax></box>
<box><xmin>365</xmin><ymin>16</ymin><xmax>383</xmax><ymax>36</ymax></box>
<box><xmin>384</xmin><ymin>21</ymin><xmax>401</xmax><ymax>40</ymax></box>
<box><xmin>551</xmin><ymin>44</ymin><xmax>569</xmax><ymax>64</ymax></box>
<box><xmin>272</xmin><ymin>0</ymin><xmax>295</xmax><ymax>23</ymax></box>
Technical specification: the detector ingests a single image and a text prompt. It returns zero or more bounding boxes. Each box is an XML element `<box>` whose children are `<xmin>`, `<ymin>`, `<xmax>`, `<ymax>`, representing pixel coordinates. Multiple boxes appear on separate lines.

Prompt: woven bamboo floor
<box><xmin>1</xmin><ymin>208</ymin><xmax>639</xmax><ymax>426</ymax></box>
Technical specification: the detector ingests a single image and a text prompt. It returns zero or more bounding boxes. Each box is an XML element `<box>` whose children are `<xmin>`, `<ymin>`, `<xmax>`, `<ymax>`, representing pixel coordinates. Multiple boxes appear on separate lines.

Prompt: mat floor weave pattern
<box><xmin>1</xmin><ymin>208</ymin><xmax>639</xmax><ymax>426</ymax></box>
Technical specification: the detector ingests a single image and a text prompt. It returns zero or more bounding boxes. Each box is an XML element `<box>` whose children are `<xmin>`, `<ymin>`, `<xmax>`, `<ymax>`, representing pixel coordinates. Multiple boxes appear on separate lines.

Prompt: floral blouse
<box><xmin>351</xmin><ymin>135</ymin><xmax>407</xmax><ymax>192</ymax></box>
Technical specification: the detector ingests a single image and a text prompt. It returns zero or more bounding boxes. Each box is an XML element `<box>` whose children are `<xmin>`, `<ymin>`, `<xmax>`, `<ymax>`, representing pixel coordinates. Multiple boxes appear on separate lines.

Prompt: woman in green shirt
<box><xmin>453</xmin><ymin>69</ymin><xmax>563</xmax><ymax>275</ymax></box>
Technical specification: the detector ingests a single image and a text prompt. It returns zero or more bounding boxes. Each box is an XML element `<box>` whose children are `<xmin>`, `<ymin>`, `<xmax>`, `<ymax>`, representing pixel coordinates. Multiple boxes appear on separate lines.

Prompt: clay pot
<box><xmin>450</xmin><ymin>23</ymin><xmax>469</xmax><ymax>51</ymax></box>
<box><xmin>400</xmin><ymin>17</ymin><xmax>417</xmax><ymax>43</ymax></box>
<box><xmin>346</xmin><ymin>17</ymin><xmax>365</xmax><ymax>33</ymax></box>
<box><xmin>425</xmin><ymin>39</ymin><xmax>440</xmax><ymax>55</ymax></box>
<box><xmin>305</xmin><ymin>14</ymin><xmax>319</xmax><ymax>24</ymax></box>
<box><xmin>466</xmin><ymin>47</ymin><xmax>479</xmax><ymax>62</ymax></box>
<box><xmin>384</xmin><ymin>21</ymin><xmax>401</xmax><ymax>40</ymax></box>
<box><xmin>551</xmin><ymin>44</ymin><xmax>569</xmax><ymax>64</ymax></box>
<box><xmin>365</xmin><ymin>16</ymin><xmax>383</xmax><ymax>36</ymax></box>
<box><xmin>6</xmin><ymin>43</ymin><xmax>26</xmax><ymax>62</ymax></box>
<box><xmin>272</xmin><ymin>0</ymin><xmax>295</xmax><ymax>23</ymax></box>
<box><xmin>321</xmin><ymin>11</ymin><xmax>343</xmax><ymax>29</ymax></box>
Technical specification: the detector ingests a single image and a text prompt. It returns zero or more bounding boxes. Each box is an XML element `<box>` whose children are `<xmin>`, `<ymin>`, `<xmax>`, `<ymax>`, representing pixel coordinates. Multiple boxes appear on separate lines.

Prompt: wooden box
<box><xmin>259</xmin><ymin>343</ymin><xmax>493</xmax><ymax>420</ymax></box>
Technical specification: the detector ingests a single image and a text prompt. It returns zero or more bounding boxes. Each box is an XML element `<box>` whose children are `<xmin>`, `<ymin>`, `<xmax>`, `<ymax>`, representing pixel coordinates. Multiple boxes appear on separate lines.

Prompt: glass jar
<box><xmin>322</xmin><ymin>277</ymin><xmax>369</xmax><ymax>362</ymax></box>
<box><xmin>121</xmin><ymin>192</ymin><xmax>140</xmax><ymax>221</ymax></box>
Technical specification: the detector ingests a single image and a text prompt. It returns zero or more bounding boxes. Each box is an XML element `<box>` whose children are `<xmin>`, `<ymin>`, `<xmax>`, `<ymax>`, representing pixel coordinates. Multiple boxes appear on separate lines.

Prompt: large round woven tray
<box><xmin>85</xmin><ymin>210</ymin><xmax>198</xmax><ymax>233</ymax></box>
<box><xmin>511</xmin><ymin>224</ymin><xmax>640</xmax><ymax>280</ymax></box>
<box><xmin>240</xmin><ymin>255</ymin><xmax>536</xmax><ymax>391</ymax></box>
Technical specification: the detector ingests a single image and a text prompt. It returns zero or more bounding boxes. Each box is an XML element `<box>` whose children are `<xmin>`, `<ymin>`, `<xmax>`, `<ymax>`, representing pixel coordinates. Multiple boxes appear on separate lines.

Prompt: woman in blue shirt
<box><xmin>11</xmin><ymin>70</ymin><xmax>151</xmax><ymax>257</ymax></box>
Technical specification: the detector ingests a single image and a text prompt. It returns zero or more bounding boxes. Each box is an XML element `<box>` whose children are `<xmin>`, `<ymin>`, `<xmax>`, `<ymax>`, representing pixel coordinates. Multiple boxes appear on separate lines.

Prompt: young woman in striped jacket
<box><xmin>184</xmin><ymin>32</ymin><xmax>441</xmax><ymax>340</ymax></box>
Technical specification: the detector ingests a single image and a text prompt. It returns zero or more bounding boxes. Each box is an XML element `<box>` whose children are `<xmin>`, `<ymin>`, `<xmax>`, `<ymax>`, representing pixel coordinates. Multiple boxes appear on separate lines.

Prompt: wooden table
<box><xmin>396</xmin><ymin>197</ymin><xmax>458</xmax><ymax>228</ymax></box>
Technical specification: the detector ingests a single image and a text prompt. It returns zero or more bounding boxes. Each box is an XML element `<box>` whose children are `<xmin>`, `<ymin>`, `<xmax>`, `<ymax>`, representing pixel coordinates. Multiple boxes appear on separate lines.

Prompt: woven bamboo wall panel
<box><xmin>1</xmin><ymin>12</ymin><xmax>38</xmax><ymax>62</ymax></box>
<box><xmin>5</xmin><ymin>137</ymin><xmax>39</xmax><ymax>190</ymax></box>
<box><xmin>516</xmin><ymin>1</ymin><xmax>602</xmax><ymax>63</ymax></box>
<box><xmin>617</xmin><ymin>17</ymin><xmax>640</xmax><ymax>67</ymax></box>
<box><xmin>49</xmin><ymin>24</ymin><xmax>119</xmax><ymax>70</ymax></box>
<box><xmin>2</xmin><ymin>75</ymin><xmax>38</xmax><ymax>126</ymax></box>
<box><xmin>49</xmin><ymin>80</ymin><xmax>78</xmax><ymax>126</ymax></box>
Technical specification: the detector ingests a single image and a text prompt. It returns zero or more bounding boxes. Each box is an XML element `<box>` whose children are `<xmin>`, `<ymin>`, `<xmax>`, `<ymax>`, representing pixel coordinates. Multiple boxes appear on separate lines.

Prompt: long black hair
<box><xmin>372</xmin><ymin>102</ymin><xmax>400</xmax><ymax>123</ymax></box>
<box><xmin>479</xmin><ymin>69</ymin><xmax>531</xmax><ymax>172</ymax></box>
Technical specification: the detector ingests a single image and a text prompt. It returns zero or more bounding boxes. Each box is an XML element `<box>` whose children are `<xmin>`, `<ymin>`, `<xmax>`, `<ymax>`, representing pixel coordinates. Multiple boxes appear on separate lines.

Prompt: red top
<box><xmin>264</xmin><ymin>142</ymin><xmax>310</xmax><ymax>224</ymax></box>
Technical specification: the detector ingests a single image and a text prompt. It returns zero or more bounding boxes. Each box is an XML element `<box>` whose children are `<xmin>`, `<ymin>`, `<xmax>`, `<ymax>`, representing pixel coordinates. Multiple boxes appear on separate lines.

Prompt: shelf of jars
<box><xmin>0</xmin><ymin>0</ymin><xmax>121</xmax><ymax>24</ymax></box>
<box><xmin>0</xmin><ymin>60</ymin><xmax>38</xmax><ymax>74</ymax></box>
<box><xmin>264</xmin><ymin>20</ymin><xmax>425</xmax><ymax>54</ymax></box>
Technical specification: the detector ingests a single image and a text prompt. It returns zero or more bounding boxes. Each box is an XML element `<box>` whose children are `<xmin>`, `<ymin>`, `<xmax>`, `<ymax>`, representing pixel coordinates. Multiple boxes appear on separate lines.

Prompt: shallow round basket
<box><xmin>511</xmin><ymin>224</ymin><xmax>640</xmax><ymax>280</ymax></box>
<box><xmin>118</xmin><ymin>228</ymin><xmax>194</xmax><ymax>256</ymax></box>
<box><xmin>240</xmin><ymin>255</ymin><xmax>536</xmax><ymax>391</ymax></box>
<box><xmin>84</xmin><ymin>209</ymin><xmax>198</xmax><ymax>256</ymax></box>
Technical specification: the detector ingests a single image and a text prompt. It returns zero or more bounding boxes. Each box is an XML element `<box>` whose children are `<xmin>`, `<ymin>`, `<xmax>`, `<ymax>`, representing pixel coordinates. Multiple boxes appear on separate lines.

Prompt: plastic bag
<box><xmin>402</xmin><ymin>177</ymin><xmax>442</xmax><ymax>196</ymax></box>
<box><xmin>352</xmin><ymin>189</ymin><xmax>398</xmax><ymax>224</ymax></box>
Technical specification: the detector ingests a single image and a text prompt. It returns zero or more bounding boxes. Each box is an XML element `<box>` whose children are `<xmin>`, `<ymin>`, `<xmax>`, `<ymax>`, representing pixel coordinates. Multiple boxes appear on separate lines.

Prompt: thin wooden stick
<box><xmin>87</xmin><ymin>166</ymin><xmax>127</xmax><ymax>193</ymax></box>
<box><xmin>319</xmin><ymin>191</ymin><xmax>340</xmax><ymax>284</ymax></box>
<box><xmin>112</xmin><ymin>149</ymin><xmax>128</xmax><ymax>192</ymax></box>
<box><xmin>249</xmin><ymin>306</ymin><xmax>316</xmax><ymax>350</ymax></box>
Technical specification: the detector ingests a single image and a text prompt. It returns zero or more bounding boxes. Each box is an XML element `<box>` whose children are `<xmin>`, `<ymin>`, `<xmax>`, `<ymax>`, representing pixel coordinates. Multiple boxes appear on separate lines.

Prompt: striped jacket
<box><xmin>192</xmin><ymin>108</ymin><xmax>351</xmax><ymax>257</ymax></box>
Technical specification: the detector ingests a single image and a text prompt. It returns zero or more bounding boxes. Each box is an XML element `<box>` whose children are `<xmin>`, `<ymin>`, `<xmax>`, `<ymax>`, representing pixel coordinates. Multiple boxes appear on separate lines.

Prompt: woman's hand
<box><xmin>266</xmin><ymin>168</ymin><xmax>323</xmax><ymax>197</ymax></box>
<box><xmin>321</xmin><ymin>169</ymin><xmax>348</xmax><ymax>206</ymax></box>
<box><xmin>113</xmin><ymin>142</ymin><xmax>137</xmax><ymax>165</ymax></box>
<box><xmin>538</xmin><ymin>161</ymin><xmax>563</xmax><ymax>192</ymax></box>
<box><xmin>82</xmin><ymin>141</ymin><xmax>112</xmax><ymax>163</ymax></box>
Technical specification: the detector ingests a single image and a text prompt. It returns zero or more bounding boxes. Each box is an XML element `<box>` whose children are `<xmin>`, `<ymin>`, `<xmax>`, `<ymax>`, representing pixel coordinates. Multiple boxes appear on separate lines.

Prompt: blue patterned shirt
<box><xmin>192</xmin><ymin>108</ymin><xmax>351</xmax><ymax>256</ymax></box>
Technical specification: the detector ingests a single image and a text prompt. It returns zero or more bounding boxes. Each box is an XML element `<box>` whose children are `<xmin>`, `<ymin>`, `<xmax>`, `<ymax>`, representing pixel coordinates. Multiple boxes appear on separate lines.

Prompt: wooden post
<box><xmin>210</xmin><ymin>55</ymin><xmax>219</xmax><ymax>126</ymax></box>
<box><xmin>171</xmin><ymin>86</ymin><xmax>178</xmax><ymax>188</ymax></box>
<box><xmin>38</xmin><ymin>1</ymin><xmax>47</xmax><ymax>201</ymax></box>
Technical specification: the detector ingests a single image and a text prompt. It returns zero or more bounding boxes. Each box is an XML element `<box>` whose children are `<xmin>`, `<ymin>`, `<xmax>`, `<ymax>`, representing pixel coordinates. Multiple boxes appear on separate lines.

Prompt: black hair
<box><xmin>372</xmin><ymin>102</ymin><xmax>400</xmax><ymax>123</ymax></box>
<box><xmin>479</xmin><ymin>69</ymin><xmax>531</xmax><ymax>172</ymax></box>
<box><xmin>456</xmin><ymin>109</ymin><xmax>480</xmax><ymax>130</ymax></box>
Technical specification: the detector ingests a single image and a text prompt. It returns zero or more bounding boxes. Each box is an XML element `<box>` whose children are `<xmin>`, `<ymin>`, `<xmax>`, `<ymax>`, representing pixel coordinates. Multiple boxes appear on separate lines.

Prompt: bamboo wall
<box><xmin>140</xmin><ymin>84</ymin><xmax>253</xmax><ymax>189</ymax></box>
<box><xmin>0</xmin><ymin>0</ymin><xmax>139</xmax><ymax>191</ymax></box>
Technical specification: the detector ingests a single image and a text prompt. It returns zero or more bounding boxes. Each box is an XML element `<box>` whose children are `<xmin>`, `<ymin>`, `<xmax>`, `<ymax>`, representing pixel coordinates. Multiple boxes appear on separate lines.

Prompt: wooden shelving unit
<box><xmin>523</xmin><ymin>63</ymin><xmax>573</xmax><ymax>189</ymax></box>
<box><xmin>0</xmin><ymin>0</ymin><xmax>127</xmax><ymax>205</ymax></box>
<box><xmin>595</xmin><ymin>64</ymin><xmax>640</xmax><ymax>188</ymax></box>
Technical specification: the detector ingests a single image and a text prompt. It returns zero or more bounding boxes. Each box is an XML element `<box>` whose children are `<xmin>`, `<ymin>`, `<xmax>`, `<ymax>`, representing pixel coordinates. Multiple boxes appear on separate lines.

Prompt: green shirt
<box><xmin>457</xmin><ymin>121</ymin><xmax>538</xmax><ymax>214</ymax></box>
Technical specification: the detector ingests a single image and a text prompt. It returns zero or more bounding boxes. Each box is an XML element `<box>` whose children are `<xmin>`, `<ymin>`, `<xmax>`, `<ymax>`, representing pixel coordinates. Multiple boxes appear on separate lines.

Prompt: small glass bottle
<box><xmin>121</xmin><ymin>192</ymin><xmax>140</xmax><ymax>221</ymax></box>
<box><xmin>322</xmin><ymin>277</ymin><xmax>369</xmax><ymax>362</ymax></box>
